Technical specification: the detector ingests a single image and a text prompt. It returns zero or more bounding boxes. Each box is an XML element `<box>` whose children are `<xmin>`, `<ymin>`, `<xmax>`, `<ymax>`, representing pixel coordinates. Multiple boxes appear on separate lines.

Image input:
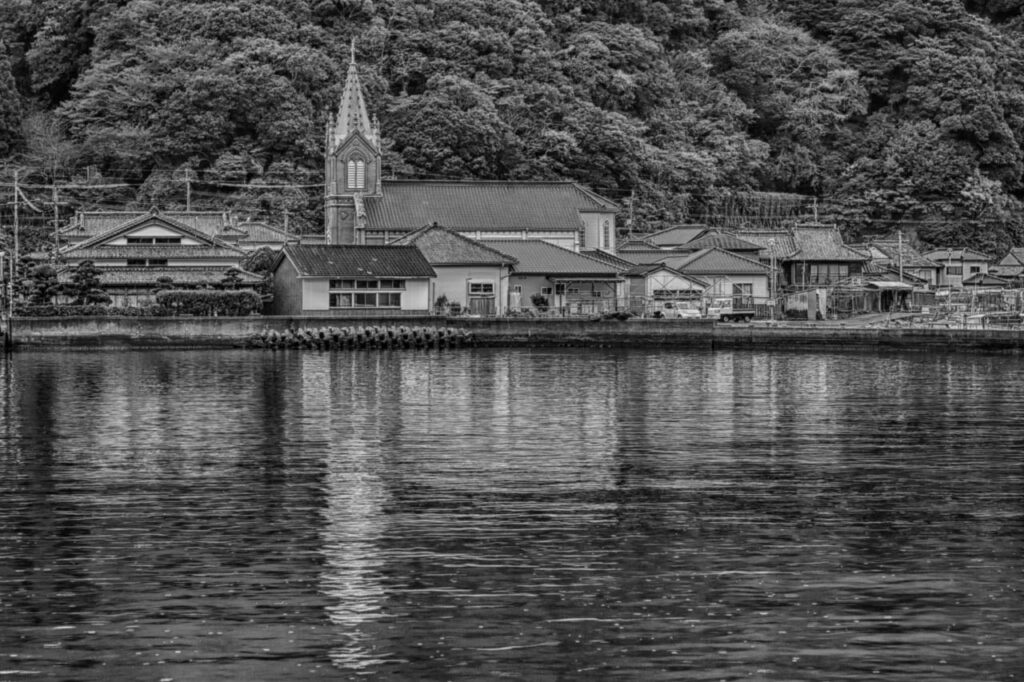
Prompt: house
<box><xmin>674</xmin><ymin>231</ymin><xmax>763</xmax><ymax>260</ymax></box>
<box><xmin>623</xmin><ymin>263</ymin><xmax>708</xmax><ymax>315</ymax></box>
<box><xmin>990</xmin><ymin>247</ymin><xmax>1024</xmax><ymax>283</ymax></box>
<box><xmin>323</xmin><ymin>49</ymin><xmax>619</xmax><ymax>253</ymax></box>
<box><xmin>390</xmin><ymin>223</ymin><xmax>517</xmax><ymax>315</ymax></box>
<box><xmin>658</xmin><ymin>247</ymin><xmax>770</xmax><ymax>306</ymax></box>
<box><xmin>58</xmin><ymin>208</ymin><xmax>262</xmax><ymax>306</ymax></box>
<box><xmin>643</xmin><ymin>225</ymin><xmax>708</xmax><ymax>248</ymax></box>
<box><xmin>268</xmin><ymin>244</ymin><xmax>435</xmax><ymax>316</ymax></box>
<box><xmin>921</xmin><ymin>247</ymin><xmax>991</xmax><ymax>288</ymax></box>
<box><xmin>854</xmin><ymin>239</ymin><xmax>942</xmax><ymax>287</ymax></box>
<box><xmin>739</xmin><ymin>226</ymin><xmax>866</xmax><ymax>290</ymax></box>
<box><xmin>482</xmin><ymin>239</ymin><xmax>625</xmax><ymax>314</ymax></box>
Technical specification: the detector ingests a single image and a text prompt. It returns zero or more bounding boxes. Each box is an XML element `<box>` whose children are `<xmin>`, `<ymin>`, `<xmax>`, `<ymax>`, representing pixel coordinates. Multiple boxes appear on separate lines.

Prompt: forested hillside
<box><xmin>2</xmin><ymin>0</ymin><xmax>1023</xmax><ymax>253</ymax></box>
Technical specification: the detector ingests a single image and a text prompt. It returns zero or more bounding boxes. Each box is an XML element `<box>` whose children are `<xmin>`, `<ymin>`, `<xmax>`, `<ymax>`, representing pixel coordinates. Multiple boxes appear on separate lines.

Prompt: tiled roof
<box><xmin>998</xmin><ymin>247</ymin><xmax>1024</xmax><ymax>266</ymax></box>
<box><xmin>644</xmin><ymin>225</ymin><xmax>707</xmax><ymax>247</ymax></box>
<box><xmin>64</xmin><ymin>246</ymin><xmax>245</xmax><ymax>259</ymax></box>
<box><xmin>617</xmin><ymin>249</ymin><xmax>678</xmax><ymax>265</ymax></box>
<box><xmin>660</xmin><ymin>248</ymin><xmax>769</xmax><ymax>275</ymax></box>
<box><xmin>389</xmin><ymin>224</ymin><xmax>517</xmax><ymax>265</ymax></box>
<box><xmin>363</xmin><ymin>180</ymin><xmax>617</xmax><ymax>232</ymax></box>
<box><xmin>64</xmin><ymin>211</ymin><xmax>241</xmax><ymax>253</ymax></box>
<box><xmin>579</xmin><ymin>249</ymin><xmax>636</xmax><ymax>269</ymax></box>
<box><xmin>791</xmin><ymin>227</ymin><xmax>867</xmax><ymax>262</ymax></box>
<box><xmin>922</xmin><ymin>247</ymin><xmax>991</xmax><ymax>261</ymax></box>
<box><xmin>623</xmin><ymin>262</ymin><xmax>710</xmax><ymax>286</ymax></box>
<box><xmin>963</xmin><ymin>272</ymin><xmax>1011</xmax><ymax>286</ymax></box>
<box><xmin>862</xmin><ymin>262</ymin><xmax>930</xmax><ymax>284</ymax></box>
<box><xmin>617</xmin><ymin>238</ymin><xmax>657</xmax><ymax>250</ymax></box>
<box><xmin>63</xmin><ymin>211</ymin><xmax>233</xmax><ymax>239</ymax></box>
<box><xmin>484</xmin><ymin>240</ymin><xmax>621</xmax><ymax>276</ymax></box>
<box><xmin>865</xmin><ymin>240</ymin><xmax>939</xmax><ymax>268</ymax></box>
<box><xmin>235</xmin><ymin>221</ymin><xmax>300</xmax><ymax>244</ymax></box>
<box><xmin>679</xmin><ymin>231</ymin><xmax>762</xmax><ymax>252</ymax></box>
<box><xmin>280</xmin><ymin>245</ymin><xmax>435</xmax><ymax>278</ymax></box>
<box><xmin>56</xmin><ymin>266</ymin><xmax>263</xmax><ymax>286</ymax></box>
<box><xmin>733</xmin><ymin>231</ymin><xmax>797</xmax><ymax>259</ymax></box>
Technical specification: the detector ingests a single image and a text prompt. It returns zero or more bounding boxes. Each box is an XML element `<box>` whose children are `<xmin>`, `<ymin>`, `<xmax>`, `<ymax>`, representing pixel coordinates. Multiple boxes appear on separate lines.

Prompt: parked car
<box><xmin>650</xmin><ymin>301</ymin><xmax>702</xmax><ymax>319</ymax></box>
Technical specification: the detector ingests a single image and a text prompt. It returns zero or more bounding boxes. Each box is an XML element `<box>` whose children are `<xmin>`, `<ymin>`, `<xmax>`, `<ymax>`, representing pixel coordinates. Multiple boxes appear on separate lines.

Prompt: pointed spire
<box><xmin>333</xmin><ymin>39</ymin><xmax>374</xmax><ymax>150</ymax></box>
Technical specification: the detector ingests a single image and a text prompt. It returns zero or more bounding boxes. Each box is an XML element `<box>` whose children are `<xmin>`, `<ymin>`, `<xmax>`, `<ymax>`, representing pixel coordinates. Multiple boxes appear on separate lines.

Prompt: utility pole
<box><xmin>12</xmin><ymin>168</ymin><xmax>19</xmax><ymax>275</ymax></box>
<box><xmin>185</xmin><ymin>168</ymin><xmax>192</xmax><ymax>211</ymax></box>
<box><xmin>898</xmin><ymin>230</ymin><xmax>904</xmax><ymax>283</ymax></box>
<box><xmin>52</xmin><ymin>183</ymin><xmax>60</xmax><ymax>258</ymax></box>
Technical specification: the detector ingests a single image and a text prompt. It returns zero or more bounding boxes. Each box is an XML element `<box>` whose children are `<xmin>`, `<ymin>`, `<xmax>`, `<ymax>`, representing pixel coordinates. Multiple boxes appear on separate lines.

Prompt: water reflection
<box><xmin>1</xmin><ymin>349</ymin><xmax>1022</xmax><ymax>680</ymax></box>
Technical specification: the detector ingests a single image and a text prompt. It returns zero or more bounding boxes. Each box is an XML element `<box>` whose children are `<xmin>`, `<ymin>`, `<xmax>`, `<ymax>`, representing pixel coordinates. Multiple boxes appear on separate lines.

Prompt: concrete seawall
<box><xmin>6</xmin><ymin>315</ymin><xmax>1024</xmax><ymax>353</ymax></box>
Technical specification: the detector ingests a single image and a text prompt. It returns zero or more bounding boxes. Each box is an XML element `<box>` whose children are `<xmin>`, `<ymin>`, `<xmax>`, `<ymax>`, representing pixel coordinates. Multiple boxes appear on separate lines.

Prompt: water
<box><xmin>0</xmin><ymin>348</ymin><xmax>1021</xmax><ymax>681</ymax></box>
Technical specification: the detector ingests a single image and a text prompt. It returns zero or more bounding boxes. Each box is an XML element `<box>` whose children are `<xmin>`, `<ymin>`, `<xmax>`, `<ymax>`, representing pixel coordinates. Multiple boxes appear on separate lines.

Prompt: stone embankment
<box><xmin>7</xmin><ymin>315</ymin><xmax>1024</xmax><ymax>354</ymax></box>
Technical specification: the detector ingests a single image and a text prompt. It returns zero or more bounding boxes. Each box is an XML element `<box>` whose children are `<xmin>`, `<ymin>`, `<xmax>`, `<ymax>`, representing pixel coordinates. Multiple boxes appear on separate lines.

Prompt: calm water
<box><xmin>0</xmin><ymin>348</ymin><xmax>1022</xmax><ymax>681</ymax></box>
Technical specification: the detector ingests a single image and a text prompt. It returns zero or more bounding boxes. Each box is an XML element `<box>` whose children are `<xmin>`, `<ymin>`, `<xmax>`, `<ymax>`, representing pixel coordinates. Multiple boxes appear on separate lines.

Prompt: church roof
<box><xmin>390</xmin><ymin>223</ymin><xmax>518</xmax><ymax>265</ymax></box>
<box><xmin>363</xmin><ymin>181</ymin><xmax>618</xmax><ymax>232</ymax></box>
<box><xmin>278</xmin><ymin>245</ymin><xmax>435</xmax><ymax>278</ymax></box>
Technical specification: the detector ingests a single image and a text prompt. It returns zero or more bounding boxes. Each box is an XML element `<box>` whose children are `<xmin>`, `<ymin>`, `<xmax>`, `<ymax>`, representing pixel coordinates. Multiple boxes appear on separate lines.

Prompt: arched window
<box><xmin>346</xmin><ymin>159</ymin><xmax>366</xmax><ymax>190</ymax></box>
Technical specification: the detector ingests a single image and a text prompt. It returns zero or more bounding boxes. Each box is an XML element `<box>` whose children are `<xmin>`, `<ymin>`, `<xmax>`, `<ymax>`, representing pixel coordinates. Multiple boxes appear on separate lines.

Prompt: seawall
<box><xmin>6</xmin><ymin>316</ymin><xmax>1024</xmax><ymax>353</ymax></box>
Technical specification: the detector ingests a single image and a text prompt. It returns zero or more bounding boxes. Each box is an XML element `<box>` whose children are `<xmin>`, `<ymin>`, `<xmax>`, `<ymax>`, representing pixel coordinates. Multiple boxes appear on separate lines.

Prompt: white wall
<box><xmin>580</xmin><ymin>211</ymin><xmax>616</xmax><ymax>253</ymax></box>
<box><xmin>402</xmin><ymin>279</ymin><xmax>430</xmax><ymax>310</ymax></box>
<box><xmin>303</xmin><ymin>279</ymin><xmax>330</xmax><ymax>311</ymax></box>
<box><xmin>700</xmin><ymin>275</ymin><xmax>769</xmax><ymax>298</ymax></box>
<box><xmin>430</xmin><ymin>265</ymin><xmax>508</xmax><ymax>314</ymax></box>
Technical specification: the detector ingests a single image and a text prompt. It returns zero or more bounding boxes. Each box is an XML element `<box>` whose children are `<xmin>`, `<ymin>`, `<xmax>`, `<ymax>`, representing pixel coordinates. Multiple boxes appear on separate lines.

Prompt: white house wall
<box><xmin>701</xmin><ymin>275</ymin><xmax>769</xmax><ymax>298</ymax></box>
<box><xmin>402</xmin><ymin>280</ymin><xmax>430</xmax><ymax>310</ymax></box>
<box><xmin>430</xmin><ymin>265</ymin><xmax>508</xmax><ymax>315</ymax></box>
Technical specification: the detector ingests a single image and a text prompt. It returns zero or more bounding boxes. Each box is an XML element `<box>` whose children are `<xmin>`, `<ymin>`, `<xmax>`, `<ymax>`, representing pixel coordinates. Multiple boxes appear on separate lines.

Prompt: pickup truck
<box><xmin>706</xmin><ymin>297</ymin><xmax>756</xmax><ymax>322</ymax></box>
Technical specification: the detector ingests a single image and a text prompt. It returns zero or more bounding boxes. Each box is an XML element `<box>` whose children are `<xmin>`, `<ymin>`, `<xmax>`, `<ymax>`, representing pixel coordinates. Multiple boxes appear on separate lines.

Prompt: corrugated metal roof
<box><xmin>363</xmin><ymin>180</ymin><xmax>617</xmax><ymax>231</ymax></box>
<box><xmin>56</xmin><ymin>266</ymin><xmax>263</xmax><ymax>286</ymax></box>
<box><xmin>282</xmin><ymin>245</ymin><xmax>436</xmax><ymax>278</ymax></box>
<box><xmin>660</xmin><ymin>248</ymin><xmax>769</xmax><ymax>275</ymax></box>
<box><xmin>484</xmin><ymin>240</ymin><xmax>621</xmax><ymax>276</ymax></box>
<box><xmin>390</xmin><ymin>224</ymin><xmax>517</xmax><ymax>265</ymax></box>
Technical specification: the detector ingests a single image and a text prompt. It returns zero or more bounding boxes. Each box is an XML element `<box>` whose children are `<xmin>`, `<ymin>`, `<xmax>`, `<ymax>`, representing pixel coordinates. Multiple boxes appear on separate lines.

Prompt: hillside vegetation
<box><xmin>1</xmin><ymin>0</ymin><xmax>1023</xmax><ymax>253</ymax></box>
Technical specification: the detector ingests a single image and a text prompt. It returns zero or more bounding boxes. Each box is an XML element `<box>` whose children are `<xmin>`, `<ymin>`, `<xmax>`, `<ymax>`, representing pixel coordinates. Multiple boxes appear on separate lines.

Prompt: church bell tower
<box><xmin>325</xmin><ymin>41</ymin><xmax>381</xmax><ymax>244</ymax></box>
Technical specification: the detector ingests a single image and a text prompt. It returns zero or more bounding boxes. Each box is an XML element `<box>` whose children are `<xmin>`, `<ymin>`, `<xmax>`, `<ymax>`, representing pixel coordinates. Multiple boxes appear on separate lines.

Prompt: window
<box><xmin>541</xmin><ymin>287</ymin><xmax>553</xmax><ymax>295</ymax></box>
<box><xmin>346</xmin><ymin>159</ymin><xmax>366</xmax><ymax>190</ymax></box>
<box><xmin>602</xmin><ymin>220</ymin><xmax>611</xmax><ymax>248</ymax></box>
<box><xmin>469</xmin><ymin>282</ymin><xmax>494</xmax><ymax>295</ymax></box>
<box><xmin>126</xmin><ymin>258</ymin><xmax>168</xmax><ymax>267</ymax></box>
<box><xmin>511</xmin><ymin>285</ymin><xmax>522</xmax><ymax>294</ymax></box>
<box><xmin>946</xmin><ymin>266</ymin><xmax>963</xmax><ymax>276</ymax></box>
<box><xmin>732</xmin><ymin>283</ymin><xmax>753</xmax><ymax>308</ymax></box>
<box><xmin>807</xmin><ymin>263</ymin><xmax>848</xmax><ymax>284</ymax></box>
<box><xmin>970</xmin><ymin>266</ymin><xmax>981</xmax><ymax>274</ymax></box>
<box><xmin>567</xmin><ymin>287</ymin><xmax>580</xmax><ymax>295</ymax></box>
<box><xmin>126</xmin><ymin>236</ymin><xmax>182</xmax><ymax>245</ymax></box>
<box><xmin>555</xmin><ymin>284</ymin><xmax>566</xmax><ymax>295</ymax></box>
<box><xmin>328</xmin><ymin>278</ymin><xmax>404</xmax><ymax>309</ymax></box>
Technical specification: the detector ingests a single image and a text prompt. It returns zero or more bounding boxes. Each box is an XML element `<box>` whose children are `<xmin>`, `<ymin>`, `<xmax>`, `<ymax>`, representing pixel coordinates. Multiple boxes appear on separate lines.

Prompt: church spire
<box><xmin>332</xmin><ymin>39</ymin><xmax>374</xmax><ymax>150</ymax></box>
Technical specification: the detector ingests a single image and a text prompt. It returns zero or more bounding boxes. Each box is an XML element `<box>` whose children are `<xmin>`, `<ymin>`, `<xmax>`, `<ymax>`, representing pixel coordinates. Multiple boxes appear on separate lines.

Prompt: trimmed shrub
<box><xmin>14</xmin><ymin>304</ymin><xmax>170</xmax><ymax>317</ymax></box>
<box><xmin>156</xmin><ymin>289</ymin><xmax>262</xmax><ymax>316</ymax></box>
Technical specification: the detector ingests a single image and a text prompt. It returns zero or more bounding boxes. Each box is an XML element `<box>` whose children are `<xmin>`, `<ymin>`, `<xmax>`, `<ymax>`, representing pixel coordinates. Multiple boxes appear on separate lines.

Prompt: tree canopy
<box><xmin>1</xmin><ymin>0</ymin><xmax>1023</xmax><ymax>253</ymax></box>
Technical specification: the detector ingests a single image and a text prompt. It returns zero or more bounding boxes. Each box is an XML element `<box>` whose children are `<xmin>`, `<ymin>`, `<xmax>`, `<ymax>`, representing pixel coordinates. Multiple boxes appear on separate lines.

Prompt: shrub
<box><xmin>530</xmin><ymin>293</ymin><xmax>549</xmax><ymax>312</ymax></box>
<box><xmin>13</xmin><ymin>304</ymin><xmax>170</xmax><ymax>317</ymax></box>
<box><xmin>156</xmin><ymin>289</ymin><xmax>262</xmax><ymax>316</ymax></box>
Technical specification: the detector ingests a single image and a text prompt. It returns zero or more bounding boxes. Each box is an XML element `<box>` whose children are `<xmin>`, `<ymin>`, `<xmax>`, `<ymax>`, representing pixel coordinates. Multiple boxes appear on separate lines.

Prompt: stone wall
<box><xmin>8</xmin><ymin>315</ymin><xmax>1024</xmax><ymax>353</ymax></box>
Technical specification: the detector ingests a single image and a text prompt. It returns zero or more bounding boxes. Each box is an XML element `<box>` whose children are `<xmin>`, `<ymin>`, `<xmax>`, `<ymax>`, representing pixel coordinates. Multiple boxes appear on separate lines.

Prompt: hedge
<box><xmin>14</xmin><ymin>304</ymin><xmax>170</xmax><ymax>317</ymax></box>
<box><xmin>156</xmin><ymin>289</ymin><xmax>262</xmax><ymax>316</ymax></box>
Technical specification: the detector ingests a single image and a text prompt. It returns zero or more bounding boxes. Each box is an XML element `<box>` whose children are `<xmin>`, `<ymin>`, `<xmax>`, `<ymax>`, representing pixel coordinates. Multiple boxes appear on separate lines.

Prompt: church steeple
<box><xmin>325</xmin><ymin>40</ymin><xmax>382</xmax><ymax>245</ymax></box>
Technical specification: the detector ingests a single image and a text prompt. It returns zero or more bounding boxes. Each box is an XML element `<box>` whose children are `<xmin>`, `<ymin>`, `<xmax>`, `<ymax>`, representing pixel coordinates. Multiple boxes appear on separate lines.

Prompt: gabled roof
<box><xmin>389</xmin><ymin>223</ymin><xmax>517</xmax><ymax>265</ymax></box>
<box><xmin>363</xmin><ymin>180</ymin><xmax>617</xmax><ymax>232</ymax></box>
<box><xmin>63</xmin><ymin>210</ymin><xmax>234</xmax><ymax>240</ymax></box>
<box><xmin>617</xmin><ymin>238</ymin><xmax>657</xmax><ymax>251</ymax></box>
<box><xmin>998</xmin><ymin>247</ymin><xmax>1024</xmax><ymax>267</ymax></box>
<box><xmin>660</xmin><ymin>248</ymin><xmax>770</xmax><ymax>275</ymax></box>
<box><xmin>679</xmin><ymin>231</ymin><xmax>762</xmax><ymax>252</ymax></box>
<box><xmin>579</xmin><ymin>249</ymin><xmax>637</xmax><ymax>269</ymax></box>
<box><xmin>790</xmin><ymin>227</ymin><xmax>867</xmax><ymax>262</ymax></box>
<box><xmin>862</xmin><ymin>261</ymin><xmax>930</xmax><ymax>285</ymax></box>
<box><xmin>483</xmin><ymin>240</ymin><xmax>621</xmax><ymax>277</ymax></box>
<box><xmin>922</xmin><ymin>247</ymin><xmax>991</xmax><ymax>261</ymax></box>
<box><xmin>644</xmin><ymin>225</ymin><xmax>708</xmax><ymax>247</ymax></box>
<box><xmin>235</xmin><ymin>221</ymin><xmax>300</xmax><ymax>244</ymax></box>
<box><xmin>616</xmin><ymin>249</ymin><xmax>679</xmax><ymax>265</ymax></box>
<box><xmin>64</xmin><ymin>210</ymin><xmax>240</xmax><ymax>253</ymax></box>
<box><xmin>623</xmin><ymin>262</ymin><xmax>710</xmax><ymax>287</ymax></box>
<box><xmin>732</xmin><ymin>230</ymin><xmax>797</xmax><ymax>259</ymax></box>
<box><xmin>277</xmin><ymin>245</ymin><xmax>435</xmax><ymax>278</ymax></box>
<box><xmin>963</xmin><ymin>272</ymin><xmax>1011</xmax><ymax>287</ymax></box>
<box><xmin>864</xmin><ymin>240</ymin><xmax>940</xmax><ymax>269</ymax></box>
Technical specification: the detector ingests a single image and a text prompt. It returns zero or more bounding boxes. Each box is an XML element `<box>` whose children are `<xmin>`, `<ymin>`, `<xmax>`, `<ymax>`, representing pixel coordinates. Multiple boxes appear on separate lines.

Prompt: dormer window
<box><xmin>346</xmin><ymin>159</ymin><xmax>366</xmax><ymax>190</ymax></box>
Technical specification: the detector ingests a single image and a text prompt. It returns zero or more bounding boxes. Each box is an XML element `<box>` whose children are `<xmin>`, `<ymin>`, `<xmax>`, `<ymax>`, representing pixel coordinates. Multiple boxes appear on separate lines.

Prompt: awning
<box><xmin>866</xmin><ymin>281</ymin><xmax>914</xmax><ymax>290</ymax></box>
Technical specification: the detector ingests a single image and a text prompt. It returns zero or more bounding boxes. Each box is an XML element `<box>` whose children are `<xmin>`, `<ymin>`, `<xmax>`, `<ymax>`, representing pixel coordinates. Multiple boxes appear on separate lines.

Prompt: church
<box><xmin>323</xmin><ymin>46</ymin><xmax>620</xmax><ymax>254</ymax></box>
